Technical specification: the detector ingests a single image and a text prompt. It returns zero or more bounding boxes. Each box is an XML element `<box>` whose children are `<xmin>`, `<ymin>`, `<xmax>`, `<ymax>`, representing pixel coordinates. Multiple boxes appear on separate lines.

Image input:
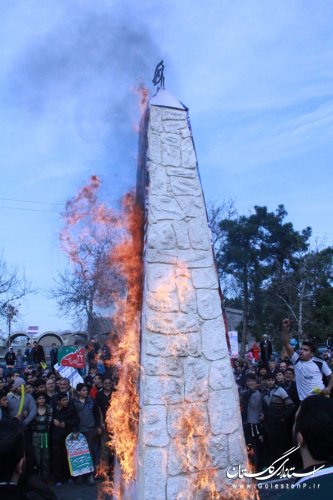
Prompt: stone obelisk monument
<box><xmin>136</xmin><ymin>82</ymin><xmax>246</xmax><ymax>499</ymax></box>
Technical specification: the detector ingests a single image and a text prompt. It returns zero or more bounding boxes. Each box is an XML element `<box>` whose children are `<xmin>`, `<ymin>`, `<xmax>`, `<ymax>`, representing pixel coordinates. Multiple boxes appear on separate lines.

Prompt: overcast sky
<box><xmin>1</xmin><ymin>0</ymin><xmax>333</xmax><ymax>334</ymax></box>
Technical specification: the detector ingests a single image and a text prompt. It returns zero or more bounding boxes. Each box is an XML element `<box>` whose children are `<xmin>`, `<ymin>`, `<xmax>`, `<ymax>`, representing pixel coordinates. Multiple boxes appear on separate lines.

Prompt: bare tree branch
<box><xmin>0</xmin><ymin>253</ymin><xmax>34</xmax><ymax>338</ymax></box>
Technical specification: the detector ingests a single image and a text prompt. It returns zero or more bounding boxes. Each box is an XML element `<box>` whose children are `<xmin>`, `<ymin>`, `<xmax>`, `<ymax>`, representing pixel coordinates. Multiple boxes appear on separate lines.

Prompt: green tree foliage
<box><xmin>212</xmin><ymin>203</ymin><xmax>333</xmax><ymax>351</ymax></box>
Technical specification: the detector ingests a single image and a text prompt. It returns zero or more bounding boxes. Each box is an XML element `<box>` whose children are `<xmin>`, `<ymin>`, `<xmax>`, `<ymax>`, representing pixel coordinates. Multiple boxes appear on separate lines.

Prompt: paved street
<box><xmin>51</xmin><ymin>481</ymin><xmax>99</xmax><ymax>500</ymax></box>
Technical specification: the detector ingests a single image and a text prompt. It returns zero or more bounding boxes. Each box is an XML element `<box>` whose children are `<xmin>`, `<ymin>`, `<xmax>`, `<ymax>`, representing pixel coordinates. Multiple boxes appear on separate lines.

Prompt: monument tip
<box><xmin>152</xmin><ymin>60</ymin><xmax>165</xmax><ymax>90</ymax></box>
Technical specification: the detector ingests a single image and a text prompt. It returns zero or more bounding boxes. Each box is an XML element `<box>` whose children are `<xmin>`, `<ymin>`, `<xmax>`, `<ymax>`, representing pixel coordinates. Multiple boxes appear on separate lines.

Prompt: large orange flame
<box><xmin>61</xmin><ymin>180</ymin><xmax>258</xmax><ymax>499</ymax></box>
<box><xmin>103</xmin><ymin>193</ymin><xmax>143</xmax><ymax>489</ymax></box>
<box><xmin>60</xmin><ymin>175</ymin><xmax>118</xmax><ymax>276</ymax></box>
<box><xmin>173</xmin><ymin>406</ymin><xmax>219</xmax><ymax>497</ymax></box>
<box><xmin>60</xmin><ymin>177</ymin><xmax>143</xmax><ymax>498</ymax></box>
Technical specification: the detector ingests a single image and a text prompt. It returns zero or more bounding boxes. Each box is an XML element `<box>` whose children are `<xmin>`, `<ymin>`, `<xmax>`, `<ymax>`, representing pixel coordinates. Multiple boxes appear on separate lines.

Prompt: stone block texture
<box><xmin>137</xmin><ymin>94</ymin><xmax>246</xmax><ymax>499</ymax></box>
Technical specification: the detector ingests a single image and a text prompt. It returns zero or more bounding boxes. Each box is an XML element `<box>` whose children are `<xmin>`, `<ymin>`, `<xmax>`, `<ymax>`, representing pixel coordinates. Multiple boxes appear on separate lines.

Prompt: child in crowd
<box><xmin>262</xmin><ymin>374</ymin><xmax>294</xmax><ymax>465</ymax></box>
<box><xmin>51</xmin><ymin>392</ymin><xmax>79</xmax><ymax>487</ymax></box>
<box><xmin>73</xmin><ymin>383</ymin><xmax>102</xmax><ymax>486</ymax></box>
<box><xmin>31</xmin><ymin>393</ymin><xmax>53</xmax><ymax>481</ymax></box>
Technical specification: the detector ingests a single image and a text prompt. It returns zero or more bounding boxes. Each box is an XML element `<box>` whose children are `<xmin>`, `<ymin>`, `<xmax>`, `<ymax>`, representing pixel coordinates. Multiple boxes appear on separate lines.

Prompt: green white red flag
<box><xmin>58</xmin><ymin>347</ymin><xmax>85</xmax><ymax>369</ymax></box>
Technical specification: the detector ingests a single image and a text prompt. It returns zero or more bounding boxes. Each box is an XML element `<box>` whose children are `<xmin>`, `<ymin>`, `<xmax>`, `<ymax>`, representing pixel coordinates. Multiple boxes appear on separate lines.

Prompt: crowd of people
<box><xmin>0</xmin><ymin>321</ymin><xmax>333</xmax><ymax>498</ymax></box>
<box><xmin>235</xmin><ymin>318</ymin><xmax>333</xmax><ymax>473</ymax></box>
<box><xmin>0</xmin><ymin>337</ymin><xmax>118</xmax><ymax>499</ymax></box>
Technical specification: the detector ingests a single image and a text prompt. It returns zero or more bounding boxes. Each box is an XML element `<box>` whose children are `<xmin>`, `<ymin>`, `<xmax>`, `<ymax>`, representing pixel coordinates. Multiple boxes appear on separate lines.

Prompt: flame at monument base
<box><xmin>98</xmin><ymin>193</ymin><xmax>143</xmax><ymax>498</ymax></box>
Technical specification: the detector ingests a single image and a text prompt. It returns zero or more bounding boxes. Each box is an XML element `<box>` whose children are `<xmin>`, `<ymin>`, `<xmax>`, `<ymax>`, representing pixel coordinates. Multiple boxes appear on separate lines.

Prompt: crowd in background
<box><xmin>0</xmin><ymin>327</ymin><xmax>333</xmax><ymax>498</ymax></box>
<box><xmin>0</xmin><ymin>337</ymin><xmax>118</xmax><ymax>499</ymax></box>
<box><xmin>234</xmin><ymin>326</ymin><xmax>333</xmax><ymax>472</ymax></box>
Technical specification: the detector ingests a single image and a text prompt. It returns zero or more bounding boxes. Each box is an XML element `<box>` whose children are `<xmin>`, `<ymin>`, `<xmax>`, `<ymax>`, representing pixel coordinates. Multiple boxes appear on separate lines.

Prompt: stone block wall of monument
<box><xmin>137</xmin><ymin>90</ymin><xmax>246</xmax><ymax>499</ymax></box>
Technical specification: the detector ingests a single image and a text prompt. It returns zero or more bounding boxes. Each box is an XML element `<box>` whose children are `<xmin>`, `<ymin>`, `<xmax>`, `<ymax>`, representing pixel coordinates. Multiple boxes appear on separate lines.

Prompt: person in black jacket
<box><xmin>24</xmin><ymin>343</ymin><xmax>32</xmax><ymax>366</ymax></box>
<box><xmin>32</xmin><ymin>342</ymin><xmax>45</xmax><ymax>369</ymax></box>
<box><xmin>49</xmin><ymin>343</ymin><xmax>58</xmax><ymax>369</ymax></box>
<box><xmin>282</xmin><ymin>367</ymin><xmax>301</xmax><ymax>467</ymax></box>
<box><xmin>95</xmin><ymin>376</ymin><xmax>115</xmax><ymax>479</ymax></box>
<box><xmin>283</xmin><ymin>368</ymin><xmax>300</xmax><ymax>404</ymax></box>
<box><xmin>5</xmin><ymin>347</ymin><xmax>16</xmax><ymax>376</ymax></box>
<box><xmin>0</xmin><ymin>390</ymin><xmax>9</xmax><ymax>420</ymax></box>
<box><xmin>51</xmin><ymin>392</ymin><xmax>79</xmax><ymax>487</ymax></box>
<box><xmin>0</xmin><ymin>419</ymin><xmax>28</xmax><ymax>499</ymax></box>
<box><xmin>259</xmin><ymin>334</ymin><xmax>272</xmax><ymax>368</ymax></box>
<box><xmin>279</xmin><ymin>396</ymin><xmax>333</xmax><ymax>500</ymax></box>
<box><xmin>262</xmin><ymin>374</ymin><xmax>294</xmax><ymax>465</ymax></box>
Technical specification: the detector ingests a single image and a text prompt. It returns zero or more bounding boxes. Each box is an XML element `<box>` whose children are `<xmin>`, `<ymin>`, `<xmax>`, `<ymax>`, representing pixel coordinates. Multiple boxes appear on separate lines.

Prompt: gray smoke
<box><xmin>3</xmin><ymin>1</ymin><xmax>161</xmax><ymax>197</ymax></box>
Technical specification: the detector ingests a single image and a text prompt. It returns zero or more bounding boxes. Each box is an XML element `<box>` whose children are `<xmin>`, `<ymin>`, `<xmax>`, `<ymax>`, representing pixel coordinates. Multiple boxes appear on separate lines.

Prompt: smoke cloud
<box><xmin>2</xmin><ymin>1</ymin><xmax>161</xmax><ymax>197</ymax></box>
